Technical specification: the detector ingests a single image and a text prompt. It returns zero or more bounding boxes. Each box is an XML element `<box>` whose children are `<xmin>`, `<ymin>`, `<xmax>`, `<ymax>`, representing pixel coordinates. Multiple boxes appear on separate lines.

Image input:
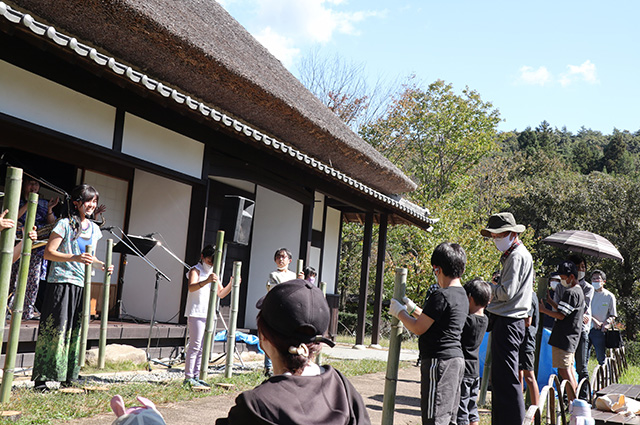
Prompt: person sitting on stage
<box><xmin>32</xmin><ymin>184</ymin><xmax>113</xmax><ymax>392</ymax></box>
<box><xmin>183</xmin><ymin>244</ymin><xmax>236</xmax><ymax>389</ymax></box>
<box><xmin>217</xmin><ymin>279</ymin><xmax>371</xmax><ymax>425</ymax></box>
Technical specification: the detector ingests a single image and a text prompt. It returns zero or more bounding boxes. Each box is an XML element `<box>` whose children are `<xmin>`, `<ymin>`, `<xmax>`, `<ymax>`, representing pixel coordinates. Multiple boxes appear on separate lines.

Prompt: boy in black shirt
<box><xmin>539</xmin><ymin>262</ymin><xmax>585</xmax><ymax>400</ymax></box>
<box><xmin>390</xmin><ymin>242</ymin><xmax>469</xmax><ymax>425</ymax></box>
<box><xmin>457</xmin><ymin>278</ymin><xmax>492</xmax><ymax>425</ymax></box>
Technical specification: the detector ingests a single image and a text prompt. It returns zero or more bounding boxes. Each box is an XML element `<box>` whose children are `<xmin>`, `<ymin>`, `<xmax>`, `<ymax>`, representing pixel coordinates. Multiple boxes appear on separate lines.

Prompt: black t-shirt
<box><xmin>521</xmin><ymin>293</ymin><xmax>539</xmax><ymax>353</ymax></box>
<box><xmin>418</xmin><ymin>286</ymin><xmax>469</xmax><ymax>359</ymax></box>
<box><xmin>548</xmin><ymin>285</ymin><xmax>584</xmax><ymax>352</ymax></box>
<box><xmin>461</xmin><ymin>313</ymin><xmax>489</xmax><ymax>376</ymax></box>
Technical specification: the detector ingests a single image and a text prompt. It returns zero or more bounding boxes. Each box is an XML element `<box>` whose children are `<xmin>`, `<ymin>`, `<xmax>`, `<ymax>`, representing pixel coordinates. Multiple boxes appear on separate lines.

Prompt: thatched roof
<box><xmin>5</xmin><ymin>0</ymin><xmax>416</xmax><ymax>195</ymax></box>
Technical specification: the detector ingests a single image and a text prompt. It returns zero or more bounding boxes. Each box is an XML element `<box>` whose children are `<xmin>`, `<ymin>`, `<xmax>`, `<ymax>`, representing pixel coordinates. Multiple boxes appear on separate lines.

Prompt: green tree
<box><xmin>602</xmin><ymin>132</ymin><xmax>634</xmax><ymax>175</ymax></box>
<box><xmin>362</xmin><ymin>79</ymin><xmax>502</xmax><ymax>200</ymax></box>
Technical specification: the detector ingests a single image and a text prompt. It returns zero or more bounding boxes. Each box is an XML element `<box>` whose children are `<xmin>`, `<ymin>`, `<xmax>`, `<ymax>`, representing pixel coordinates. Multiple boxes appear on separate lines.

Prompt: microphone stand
<box><xmin>105</xmin><ymin>226</ymin><xmax>171</xmax><ymax>369</ymax></box>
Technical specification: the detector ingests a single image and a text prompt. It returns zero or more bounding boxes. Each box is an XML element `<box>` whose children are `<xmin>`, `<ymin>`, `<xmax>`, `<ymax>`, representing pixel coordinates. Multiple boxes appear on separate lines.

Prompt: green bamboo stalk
<box><xmin>224</xmin><ymin>261</ymin><xmax>241</xmax><ymax>378</ymax></box>
<box><xmin>296</xmin><ymin>259</ymin><xmax>303</xmax><ymax>277</ymax></box>
<box><xmin>199</xmin><ymin>231</ymin><xmax>224</xmax><ymax>381</ymax></box>
<box><xmin>381</xmin><ymin>268</ymin><xmax>407</xmax><ymax>425</ymax></box>
<box><xmin>98</xmin><ymin>239</ymin><xmax>113</xmax><ymax>369</ymax></box>
<box><xmin>0</xmin><ymin>191</ymin><xmax>37</xmax><ymax>402</ymax></box>
<box><xmin>0</xmin><ymin>167</ymin><xmax>22</xmax><ymax>349</ymax></box>
<box><xmin>78</xmin><ymin>245</ymin><xmax>93</xmax><ymax>368</ymax></box>
<box><xmin>316</xmin><ymin>281</ymin><xmax>327</xmax><ymax>365</ymax></box>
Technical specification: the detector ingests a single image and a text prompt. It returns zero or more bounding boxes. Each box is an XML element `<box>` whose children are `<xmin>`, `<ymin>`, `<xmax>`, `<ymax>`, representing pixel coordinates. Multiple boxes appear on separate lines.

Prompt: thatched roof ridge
<box><xmin>6</xmin><ymin>0</ymin><xmax>416</xmax><ymax>194</ymax></box>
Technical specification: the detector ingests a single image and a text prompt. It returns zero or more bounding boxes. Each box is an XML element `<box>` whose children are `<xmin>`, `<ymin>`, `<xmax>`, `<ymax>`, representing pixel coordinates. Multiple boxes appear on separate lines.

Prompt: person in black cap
<box><xmin>539</xmin><ymin>261</ymin><xmax>585</xmax><ymax>400</ymax></box>
<box><xmin>216</xmin><ymin>279</ymin><xmax>371</xmax><ymax>425</ymax></box>
<box><xmin>480</xmin><ymin>212</ymin><xmax>533</xmax><ymax>425</ymax></box>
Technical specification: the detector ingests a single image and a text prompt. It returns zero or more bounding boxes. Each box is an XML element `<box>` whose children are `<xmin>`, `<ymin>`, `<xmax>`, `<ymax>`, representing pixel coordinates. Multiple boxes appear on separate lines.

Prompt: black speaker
<box><xmin>220</xmin><ymin>195</ymin><xmax>254</xmax><ymax>246</ymax></box>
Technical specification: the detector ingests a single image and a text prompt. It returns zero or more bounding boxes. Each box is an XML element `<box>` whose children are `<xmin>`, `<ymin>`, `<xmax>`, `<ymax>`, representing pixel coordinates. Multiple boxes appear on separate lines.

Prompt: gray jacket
<box><xmin>487</xmin><ymin>243</ymin><xmax>534</xmax><ymax>319</ymax></box>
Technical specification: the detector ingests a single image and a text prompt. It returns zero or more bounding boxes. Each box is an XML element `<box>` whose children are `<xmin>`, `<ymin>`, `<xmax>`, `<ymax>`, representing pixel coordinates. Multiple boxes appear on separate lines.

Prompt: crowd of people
<box><xmin>3</xmin><ymin>177</ymin><xmax>620</xmax><ymax>425</ymax></box>
<box><xmin>387</xmin><ymin>212</ymin><xmax>619</xmax><ymax>425</ymax></box>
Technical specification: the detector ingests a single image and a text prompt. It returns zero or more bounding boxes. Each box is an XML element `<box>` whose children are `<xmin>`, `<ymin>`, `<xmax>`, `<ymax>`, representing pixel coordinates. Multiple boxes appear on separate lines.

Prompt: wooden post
<box><xmin>355</xmin><ymin>212</ymin><xmax>373</xmax><ymax>347</ymax></box>
<box><xmin>224</xmin><ymin>261</ymin><xmax>242</xmax><ymax>378</ymax></box>
<box><xmin>0</xmin><ymin>191</ymin><xmax>36</xmax><ymax>402</ymax></box>
<box><xmin>371</xmin><ymin>214</ymin><xmax>388</xmax><ymax>347</ymax></box>
<box><xmin>381</xmin><ymin>268</ymin><xmax>407</xmax><ymax>425</ymax></box>
<box><xmin>98</xmin><ymin>239</ymin><xmax>113</xmax><ymax>369</ymax></box>
<box><xmin>316</xmin><ymin>281</ymin><xmax>328</xmax><ymax>365</ymax></box>
<box><xmin>0</xmin><ymin>167</ymin><xmax>22</xmax><ymax>348</ymax></box>
<box><xmin>200</xmin><ymin>231</ymin><xmax>224</xmax><ymax>381</ymax></box>
<box><xmin>78</xmin><ymin>245</ymin><xmax>93</xmax><ymax>368</ymax></box>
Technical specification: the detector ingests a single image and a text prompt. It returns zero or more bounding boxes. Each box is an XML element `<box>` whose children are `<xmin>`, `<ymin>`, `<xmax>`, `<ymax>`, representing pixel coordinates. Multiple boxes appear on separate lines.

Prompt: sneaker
<box><xmin>183</xmin><ymin>378</ymin><xmax>204</xmax><ymax>389</ymax></box>
<box><xmin>196</xmin><ymin>378</ymin><xmax>210</xmax><ymax>387</ymax></box>
<box><xmin>33</xmin><ymin>381</ymin><xmax>50</xmax><ymax>393</ymax></box>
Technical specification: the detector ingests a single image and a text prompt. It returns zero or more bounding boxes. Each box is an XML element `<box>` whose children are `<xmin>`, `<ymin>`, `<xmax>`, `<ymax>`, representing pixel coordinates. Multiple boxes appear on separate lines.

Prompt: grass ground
<box><xmin>0</xmin><ymin>357</ymin><xmax>395</xmax><ymax>425</ymax></box>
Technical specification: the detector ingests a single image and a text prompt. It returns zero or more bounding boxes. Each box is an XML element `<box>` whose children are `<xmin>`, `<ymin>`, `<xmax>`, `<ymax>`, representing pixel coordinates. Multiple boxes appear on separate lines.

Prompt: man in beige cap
<box><xmin>481</xmin><ymin>212</ymin><xmax>533</xmax><ymax>425</ymax></box>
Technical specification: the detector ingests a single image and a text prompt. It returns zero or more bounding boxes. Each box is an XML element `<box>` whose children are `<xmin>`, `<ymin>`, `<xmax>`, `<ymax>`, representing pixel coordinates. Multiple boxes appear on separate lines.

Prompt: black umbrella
<box><xmin>542</xmin><ymin>230</ymin><xmax>624</xmax><ymax>262</ymax></box>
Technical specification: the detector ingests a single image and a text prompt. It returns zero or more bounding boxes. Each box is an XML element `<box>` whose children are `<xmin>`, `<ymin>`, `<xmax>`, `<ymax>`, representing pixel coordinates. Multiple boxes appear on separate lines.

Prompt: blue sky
<box><xmin>218</xmin><ymin>0</ymin><xmax>639</xmax><ymax>134</ymax></box>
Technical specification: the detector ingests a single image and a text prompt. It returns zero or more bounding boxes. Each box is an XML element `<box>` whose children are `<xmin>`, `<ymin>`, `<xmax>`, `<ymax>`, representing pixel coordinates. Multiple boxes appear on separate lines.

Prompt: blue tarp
<box><xmin>214</xmin><ymin>330</ymin><xmax>264</xmax><ymax>354</ymax></box>
<box><xmin>478</xmin><ymin>327</ymin><xmax>573</xmax><ymax>389</ymax></box>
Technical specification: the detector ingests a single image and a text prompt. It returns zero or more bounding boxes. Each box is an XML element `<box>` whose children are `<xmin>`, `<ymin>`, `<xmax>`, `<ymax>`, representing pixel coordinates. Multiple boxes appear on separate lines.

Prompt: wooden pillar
<box><xmin>370</xmin><ymin>213</ymin><xmax>388</xmax><ymax>347</ymax></box>
<box><xmin>355</xmin><ymin>212</ymin><xmax>373</xmax><ymax>347</ymax></box>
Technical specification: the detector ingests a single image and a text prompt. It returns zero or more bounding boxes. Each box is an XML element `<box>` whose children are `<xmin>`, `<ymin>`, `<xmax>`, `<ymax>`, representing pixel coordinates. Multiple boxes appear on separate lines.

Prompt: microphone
<box><xmin>102</xmin><ymin>226</ymin><xmax>116</xmax><ymax>231</ymax></box>
<box><xmin>142</xmin><ymin>232</ymin><xmax>157</xmax><ymax>238</ymax></box>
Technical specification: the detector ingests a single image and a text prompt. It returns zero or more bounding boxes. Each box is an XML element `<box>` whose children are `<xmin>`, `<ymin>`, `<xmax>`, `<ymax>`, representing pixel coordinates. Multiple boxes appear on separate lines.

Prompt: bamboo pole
<box><xmin>224</xmin><ymin>261</ymin><xmax>241</xmax><ymax>378</ymax></box>
<box><xmin>0</xmin><ymin>191</ymin><xmax>37</xmax><ymax>402</ymax></box>
<box><xmin>381</xmin><ymin>268</ymin><xmax>407</xmax><ymax>425</ymax></box>
<box><xmin>316</xmin><ymin>281</ymin><xmax>328</xmax><ymax>365</ymax></box>
<box><xmin>0</xmin><ymin>167</ymin><xmax>22</xmax><ymax>349</ymax></box>
<box><xmin>199</xmin><ymin>231</ymin><xmax>224</xmax><ymax>381</ymax></box>
<box><xmin>296</xmin><ymin>259</ymin><xmax>303</xmax><ymax>277</ymax></box>
<box><xmin>78</xmin><ymin>245</ymin><xmax>93</xmax><ymax>368</ymax></box>
<box><xmin>98</xmin><ymin>239</ymin><xmax>113</xmax><ymax>369</ymax></box>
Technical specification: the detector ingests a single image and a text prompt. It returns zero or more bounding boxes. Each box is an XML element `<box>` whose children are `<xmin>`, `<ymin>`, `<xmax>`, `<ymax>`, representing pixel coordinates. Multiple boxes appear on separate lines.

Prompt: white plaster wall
<box><xmin>122</xmin><ymin>113</ymin><xmax>204</xmax><ymax>179</ymax></box>
<box><xmin>245</xmin><ymin>186</ymin><xmax>302</xmax><ymax>329</ymax></box>
<box><xmin>321</xmin><ymin>207</ymin><xmax>341</xmax><ymax>294</ymax></box>
<box><xmin>83</xmin><ymin>170</ymin><xmax>128</xmax><ymax>284</ymax></box>
<box><xmin>0</xmin><ymin>60</ymin><xmax>115</xmax><ymax>148</ymax></box>
<box><xmin>120</xmin><ymin>169</ymin><xmax>191</xmax><ymax>323</ymax></box>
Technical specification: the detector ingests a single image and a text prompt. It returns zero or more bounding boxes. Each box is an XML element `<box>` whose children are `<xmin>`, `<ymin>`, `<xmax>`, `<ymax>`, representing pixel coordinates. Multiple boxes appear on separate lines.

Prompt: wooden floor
<box><xmin>1</xmin><ymin>307</ymin><xmax>252</xmax><ymax>369</ymax></box>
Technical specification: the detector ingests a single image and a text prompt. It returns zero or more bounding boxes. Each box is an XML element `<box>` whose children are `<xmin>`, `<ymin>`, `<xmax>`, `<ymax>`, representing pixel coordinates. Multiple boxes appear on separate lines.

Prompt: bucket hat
<box><xmin>480</xmin><ymin>212</ymin><xmax>525</xmax><ymax>237</ymax></box>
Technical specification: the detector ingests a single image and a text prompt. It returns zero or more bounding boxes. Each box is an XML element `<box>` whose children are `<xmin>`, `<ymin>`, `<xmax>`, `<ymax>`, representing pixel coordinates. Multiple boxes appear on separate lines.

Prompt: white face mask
<box><xmin>201</xmin><ymin>262</ymin><xmax>213</xmax><ymax>274</ymax></box>
<box><xmin>549</xmin><ymin>280</ymin><xmax>559</xmax><ymax>291</ymax></box>
<box><xmin>493</xmin><ymin>234</ymin><xmax>514</xmax><ymax>252</ymax></box>
<box><xmin>592</xmin><ymin>280</ymin><xmax>602</xmax><ymax>290</ymax></box>
<box><xmin>578</xmin><ymin>271</ymin><xmax>586</xmax><ymax>281</ymax></box>
<box><xmin>433</xmin><ymin>269</ymin><xmax>440</xmax><ymax>286</ymax></box>
<box><xmin>560</xmin><ymin>278</ymin><xmax>571</xmax><ymax>288</ymax></box>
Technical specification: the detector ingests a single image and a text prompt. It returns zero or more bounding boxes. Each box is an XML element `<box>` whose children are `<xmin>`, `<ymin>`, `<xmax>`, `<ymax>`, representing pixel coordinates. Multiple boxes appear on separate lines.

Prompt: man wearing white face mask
<box><xmin>588</xmin><ymin>270</ymin><xmax>617</xmax><ymax>365</ymax></box>
<box><xmin>553</xmin><ymin>254</ymin><xmax>593</xmax><ymax>398</ymax></box>
<box><xmin>480</xmin><ymin>212</ymin><xmax>533</xmax><ymax>425</ymax></box>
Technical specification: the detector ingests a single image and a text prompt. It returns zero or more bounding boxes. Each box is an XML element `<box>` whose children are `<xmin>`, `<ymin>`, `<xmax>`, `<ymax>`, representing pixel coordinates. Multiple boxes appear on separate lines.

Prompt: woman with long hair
<box><xmin>32</xmin><ymin>184</ymin><xmax>113</xmax><ymax>391</ymax></box>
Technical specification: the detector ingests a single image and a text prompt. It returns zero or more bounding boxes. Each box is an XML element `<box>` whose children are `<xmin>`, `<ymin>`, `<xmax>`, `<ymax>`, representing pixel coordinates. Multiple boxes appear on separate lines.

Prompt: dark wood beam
<box><xmin>371</xmin><ymin>213</ymin><xmax>388</xmax><ymax>346</ymax></box>
<box><xmin>355</xmin><ymin>212</ymin><xmax>373</xmax><ymax>346</ymax></box>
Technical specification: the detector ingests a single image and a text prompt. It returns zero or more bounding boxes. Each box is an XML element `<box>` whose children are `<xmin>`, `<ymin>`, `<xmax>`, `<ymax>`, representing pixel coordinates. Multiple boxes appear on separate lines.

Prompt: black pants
<box><xmin>575</xmin><ymin>330</ymin><xmax>590</xmax><ymax>399</ymax></box>
<box><xmin>491</xmin><ymin>315</ymin><xmax>525</xmax><ymax>425</ymax></box>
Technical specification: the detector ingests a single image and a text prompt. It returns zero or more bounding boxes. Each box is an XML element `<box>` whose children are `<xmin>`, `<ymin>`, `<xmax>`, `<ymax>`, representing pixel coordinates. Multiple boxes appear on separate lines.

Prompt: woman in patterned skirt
<box><xmin>32</xmin><ymin>184</ymin><xmax>112</xmax><ymax>391</ymax></box>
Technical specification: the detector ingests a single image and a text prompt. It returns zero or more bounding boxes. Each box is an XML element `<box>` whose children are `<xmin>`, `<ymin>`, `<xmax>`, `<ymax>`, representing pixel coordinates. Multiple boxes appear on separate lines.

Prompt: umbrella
<box><xmin>542</xmin><ymin>230</ymin><xmax>624</xmax><ymax>262</ymax></box>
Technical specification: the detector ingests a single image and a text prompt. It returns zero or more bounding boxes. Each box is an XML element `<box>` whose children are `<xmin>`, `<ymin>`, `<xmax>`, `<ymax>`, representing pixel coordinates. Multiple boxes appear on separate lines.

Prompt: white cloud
<box><xmin>224</xmin><ymin>0</ymin><xmax>382</xmax><ymax>65</ymax></box>
<box><xmin>559</xmin><ymin>60</ymin><xmax>598</xmax><ymax>86</ymax></box>
<box><xmin>254</xmin><ymin>27</ymin><xmax>300</xmax><ymax>68</ymax></box>
<box><xmin>518</xmin><ymin>66</ymin><xmax>552</xmax><ymax>86</ymax></box>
